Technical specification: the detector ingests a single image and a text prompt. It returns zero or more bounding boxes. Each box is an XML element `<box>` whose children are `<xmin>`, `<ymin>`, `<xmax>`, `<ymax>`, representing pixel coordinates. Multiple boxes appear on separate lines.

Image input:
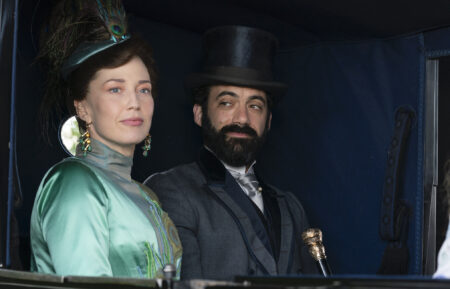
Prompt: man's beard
<box><xmin>201</xmin><ymin>111</ymin><xmax>269</xmax><ymax>167</ymax></box>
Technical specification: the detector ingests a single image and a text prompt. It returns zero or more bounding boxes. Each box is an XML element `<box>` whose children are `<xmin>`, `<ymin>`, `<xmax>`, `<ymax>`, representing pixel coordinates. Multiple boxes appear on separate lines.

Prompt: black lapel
<box><xmin>259</xmin><ymin>182</ymin><xmax>281</xmax><ymax>261</ymax></box>
<box><xmin>261</xmin><ymin>183</ymin><xmax>296</xmax><ymax>274</ymax></box>
<box><xmin>196</xmin><ymin>147</ymin><xmax>226</xmax><ymax>184</ymax></box>
<box><xmin>196</xmin><ymin>147</ymin><xmax>278</xmax><ymax>274</ymax></box>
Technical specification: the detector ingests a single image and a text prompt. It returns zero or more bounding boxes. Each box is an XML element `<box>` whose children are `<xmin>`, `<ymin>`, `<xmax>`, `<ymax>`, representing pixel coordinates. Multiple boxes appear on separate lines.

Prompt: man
<box><xmin>145</xmin><ymin>26</ymin><xmax>317</xmax><ymax>280</ymax></box>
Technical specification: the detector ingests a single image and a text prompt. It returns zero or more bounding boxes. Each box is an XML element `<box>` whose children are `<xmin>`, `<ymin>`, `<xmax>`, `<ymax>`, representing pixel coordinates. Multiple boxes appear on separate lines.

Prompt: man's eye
<box><xmin>219</xmin><ymin>101</ymin><xmax>232</xmax><ymax>106</ymax></box>
<box><xmin>109</xmin><ymin>88</ymin><xmax>121</xmax><ymax>93</ymax></box>
<box><xmin>250</xmin><ymin>104</ymin><xmax>262</xmax><ymax>110</ymax></box>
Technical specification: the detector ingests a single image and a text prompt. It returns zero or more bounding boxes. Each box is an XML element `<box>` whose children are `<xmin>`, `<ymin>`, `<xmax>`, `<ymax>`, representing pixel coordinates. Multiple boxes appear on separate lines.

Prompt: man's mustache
<box><xmin>220</xmin><ymin>124</ymin><xmax>257</xmax><ymax>138</ymax></box>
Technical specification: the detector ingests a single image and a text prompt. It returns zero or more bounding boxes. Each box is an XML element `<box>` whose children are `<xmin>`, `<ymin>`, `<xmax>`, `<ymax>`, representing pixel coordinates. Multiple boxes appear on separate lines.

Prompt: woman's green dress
<box><xmin>30</xmin><ymin>139</ymin><xmax>182</xmax><ymax>278</ymax></box>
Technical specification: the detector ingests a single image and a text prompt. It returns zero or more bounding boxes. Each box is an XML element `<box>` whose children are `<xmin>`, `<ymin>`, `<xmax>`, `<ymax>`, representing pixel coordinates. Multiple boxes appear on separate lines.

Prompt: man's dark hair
<box><xmin>191</xmin><ymin>86</ymin><xmax>211</xmax><ymax>107</ymax></box>
<box><xmin>191</xmin><ymin>85</ymin><xmax>274</xmax><ymax>111</ymax></box>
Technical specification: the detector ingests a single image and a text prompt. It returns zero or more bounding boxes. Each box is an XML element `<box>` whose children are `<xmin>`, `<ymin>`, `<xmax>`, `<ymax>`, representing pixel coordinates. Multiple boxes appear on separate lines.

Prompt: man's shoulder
<box><xmin>144</xmin><ymin>161</ymin><xmax>210</xmax><ymax>210</ymax></box>
<box><xmin>144</xmin><ymin>161</ymin><xmax>205</xmax><ymax>189</ymax></box>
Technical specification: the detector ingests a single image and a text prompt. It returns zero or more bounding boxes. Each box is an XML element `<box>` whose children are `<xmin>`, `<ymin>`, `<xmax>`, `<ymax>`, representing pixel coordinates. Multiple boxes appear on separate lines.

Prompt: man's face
<box><xmin>193</xmin><ymin>85</ymin><xmax>272</xmax><ymax>167</ymax></box>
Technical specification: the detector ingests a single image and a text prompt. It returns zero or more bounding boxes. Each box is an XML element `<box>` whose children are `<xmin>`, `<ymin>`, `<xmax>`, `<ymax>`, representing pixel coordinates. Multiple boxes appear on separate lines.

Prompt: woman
<box><xmin>30</xmin><ymin>0</ymin><xmax>181</xmax><ymax>278</ymax></box>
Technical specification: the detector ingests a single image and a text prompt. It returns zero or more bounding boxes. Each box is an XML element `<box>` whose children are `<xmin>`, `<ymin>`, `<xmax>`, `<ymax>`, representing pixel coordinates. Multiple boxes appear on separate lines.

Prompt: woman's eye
<box><xmin>140</xmin><ymin>88</ymin><xmax>151</xmax><ymax>94</ymax></box>
<box><xmin>109</xmin><ymin>88</ymin><xmax>121</xmax><ymax>93</ymax></box>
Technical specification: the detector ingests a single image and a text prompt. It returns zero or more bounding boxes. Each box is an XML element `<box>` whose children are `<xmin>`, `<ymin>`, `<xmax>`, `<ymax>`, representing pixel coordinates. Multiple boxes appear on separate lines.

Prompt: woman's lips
<box><xmin>121</xmin><ymin>118</ymin><xmax>143</xmax><ymax>126</ymax></box>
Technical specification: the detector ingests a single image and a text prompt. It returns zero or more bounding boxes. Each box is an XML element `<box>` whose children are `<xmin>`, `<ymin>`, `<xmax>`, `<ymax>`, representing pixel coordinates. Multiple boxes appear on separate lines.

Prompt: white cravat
<box><xmin>224</xmin><ymin>163</ymin><xmax>264</xmax><ymax>213</ymax></box>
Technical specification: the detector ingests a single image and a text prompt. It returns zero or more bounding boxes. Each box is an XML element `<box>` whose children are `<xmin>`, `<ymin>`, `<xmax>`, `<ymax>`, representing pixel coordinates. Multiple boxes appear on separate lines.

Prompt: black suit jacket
<box><xmin>145</xmin><ymin>148</ymin><xmax>317</xmax><ymax>280</ymax></box>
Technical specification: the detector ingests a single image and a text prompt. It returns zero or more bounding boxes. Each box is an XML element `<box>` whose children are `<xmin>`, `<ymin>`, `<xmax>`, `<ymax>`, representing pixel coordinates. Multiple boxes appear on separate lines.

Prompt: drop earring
<box><xmin>79</xmin><ymin>122</ymin><xmax>92</xmax><ymax>156</ymax></box>
<box><xmin>142</xmin><ymin>134</ymin><xmax>151</xmax><ymax>157</ymax></box>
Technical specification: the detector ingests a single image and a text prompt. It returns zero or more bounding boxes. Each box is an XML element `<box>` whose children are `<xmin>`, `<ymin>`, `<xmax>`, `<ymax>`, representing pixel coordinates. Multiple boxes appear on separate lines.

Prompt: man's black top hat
<box><xmin>185</xmin><ymin>26</ymin><xmax>287</xmax><ymax>101</ymax></box>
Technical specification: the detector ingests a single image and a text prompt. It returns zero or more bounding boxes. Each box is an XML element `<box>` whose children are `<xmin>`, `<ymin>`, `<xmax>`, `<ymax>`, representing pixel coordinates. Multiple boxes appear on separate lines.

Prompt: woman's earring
<box><xmin>142</xmin><ymin>134</ymin><xmax>152</xmax><ymax>157</ymax></box>
<box><xmin>79</xmin><ymin>122</ymin><xmax>92</xmax><ymax>156</ymax></box>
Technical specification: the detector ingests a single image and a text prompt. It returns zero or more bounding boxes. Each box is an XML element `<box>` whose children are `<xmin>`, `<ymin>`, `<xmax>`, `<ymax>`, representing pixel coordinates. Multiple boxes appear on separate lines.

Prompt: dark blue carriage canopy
<box><xmin>3</xmin><ymin>0</ymin><xmax>450</xmax><ymax>276</ymax></box>
<box><xmin>130</xmin><ymin>20</ymin><xmax>449</xmax><ymax>275</ymax></box>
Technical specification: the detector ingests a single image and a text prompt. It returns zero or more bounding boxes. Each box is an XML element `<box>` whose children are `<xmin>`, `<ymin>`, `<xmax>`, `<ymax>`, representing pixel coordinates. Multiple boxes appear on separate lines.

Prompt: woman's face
<box><xmin>75</xmin><ymin>56</ymin><xmax>154</xmax><ymax>156</ymax></box>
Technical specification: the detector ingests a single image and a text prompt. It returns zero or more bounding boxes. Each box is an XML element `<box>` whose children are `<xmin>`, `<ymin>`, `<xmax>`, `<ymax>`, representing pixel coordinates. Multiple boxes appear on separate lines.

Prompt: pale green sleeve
<box><xmin>35</xmin><ymin>161</ymin><xmax>112</xmax><ymax>276</ymax></box>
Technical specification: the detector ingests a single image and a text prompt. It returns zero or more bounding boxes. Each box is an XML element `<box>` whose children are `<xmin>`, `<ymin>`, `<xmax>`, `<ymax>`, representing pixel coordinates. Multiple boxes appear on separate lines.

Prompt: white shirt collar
<box><xmin>222</xmin><ymin>161</ymin><xmax>256</xmax><ymax>175</ymax></box>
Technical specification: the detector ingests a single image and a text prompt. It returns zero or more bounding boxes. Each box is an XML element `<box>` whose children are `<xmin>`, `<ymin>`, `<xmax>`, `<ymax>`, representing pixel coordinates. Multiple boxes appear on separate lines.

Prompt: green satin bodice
<box><xmin>30</xmin><ymin>139</ymin><xmax>182</xmax><ymax>278</ymax></box>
